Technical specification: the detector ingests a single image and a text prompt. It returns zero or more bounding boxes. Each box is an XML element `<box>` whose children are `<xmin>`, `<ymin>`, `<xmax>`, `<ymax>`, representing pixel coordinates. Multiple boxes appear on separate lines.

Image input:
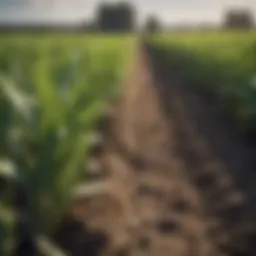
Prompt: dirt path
<box><xmin>68</xmin><ymin>45</ymin><xmax>256</xmax><ymax>256</ymax></box>
<box><xmin>108</xmin><ymin>45</ymin><xmax>216</xmax><ymax>256</ymax></box>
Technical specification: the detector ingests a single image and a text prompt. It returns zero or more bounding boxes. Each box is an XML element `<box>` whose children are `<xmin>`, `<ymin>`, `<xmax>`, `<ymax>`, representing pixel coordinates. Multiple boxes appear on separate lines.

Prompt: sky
<box><xmin>0</xmin><ymin>0</ymin><xmax>255</xmax><ymax>26</ymax></box>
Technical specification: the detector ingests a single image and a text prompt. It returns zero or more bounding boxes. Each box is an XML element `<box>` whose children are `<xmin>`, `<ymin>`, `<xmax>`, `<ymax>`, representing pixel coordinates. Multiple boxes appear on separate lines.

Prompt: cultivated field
<box><xmin>0</xmin><ymin>31</ymin><xmax>255</xmax><ymax>256</ymax></box>
<box><xmin>151</xmin><ymin>30</ymin><xmax>256</xmax><ymax>136</ymax></box>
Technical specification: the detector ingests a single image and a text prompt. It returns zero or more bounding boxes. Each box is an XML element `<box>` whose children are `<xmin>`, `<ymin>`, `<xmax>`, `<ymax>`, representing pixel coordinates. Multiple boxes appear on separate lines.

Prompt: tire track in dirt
<box><xmin>102</xmin><ymin>45</ymin><xmax>218</xmax><ymax>256</ymax></box>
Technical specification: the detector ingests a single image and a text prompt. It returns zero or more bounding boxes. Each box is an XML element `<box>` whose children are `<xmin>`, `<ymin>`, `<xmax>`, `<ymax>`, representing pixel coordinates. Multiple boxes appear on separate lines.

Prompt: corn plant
<box><xmin>151</xmin><ymin>31</ymin><xmax>256</xmax><ymax>135</ymax></box>
<box><xmin>0</xmin><ymin>35</ymin><xmax>135</xmax><ymax>255</ymax></box>
<box><xmin>0</xmin><ymin>163</ymin><xmax>16</xmax><ymax>256</ymax></box>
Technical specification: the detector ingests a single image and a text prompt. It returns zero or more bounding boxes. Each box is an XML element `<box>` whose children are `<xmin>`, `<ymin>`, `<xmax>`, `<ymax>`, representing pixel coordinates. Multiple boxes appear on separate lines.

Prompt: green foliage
<box><xmin>0</xmin><ymin>34</ymin><xmax>135</xmax><ymax>254</ymax></box>
<box><xmin>151</xmin><ymin>31</ymin><xmax>256</xmax><ymax>134</ymax></box>
<box><xmin>0</xmin><ymin>203</ymin><xmax>15</xmax><ymax>256</ymax></box>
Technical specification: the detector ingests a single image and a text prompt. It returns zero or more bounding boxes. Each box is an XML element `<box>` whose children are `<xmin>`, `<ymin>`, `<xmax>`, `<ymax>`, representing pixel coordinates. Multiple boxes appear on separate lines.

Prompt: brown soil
<box><xmin>62</xmin><ymin>45</ymin><xmax>256</xmax><ymax>256</ymax></box>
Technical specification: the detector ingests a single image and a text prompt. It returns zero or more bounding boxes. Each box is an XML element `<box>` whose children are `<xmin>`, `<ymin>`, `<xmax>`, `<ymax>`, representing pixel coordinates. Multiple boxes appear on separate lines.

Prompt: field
<box><xmin>151</xmin><ymin>31</ymin><xmax>256</xmax><ymax>136</ymax></box>
<box><xmin>0</xmin><ymin>31</ymin><xmax>256</xmax><ymax>256</ymax></box>
<box><xmin>0</xmin><ymin>34</ymin><xmax>136</xmax><ymax>255</ymax></box>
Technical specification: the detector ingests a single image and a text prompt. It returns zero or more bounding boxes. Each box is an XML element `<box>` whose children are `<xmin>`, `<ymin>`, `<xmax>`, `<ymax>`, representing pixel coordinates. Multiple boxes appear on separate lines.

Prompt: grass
<box><xmin>0</xmin><ymin>34</ymin><xmax>136</xmax><ymax>255</ymax></box>
<box><xmin>151</xmin><ymin>30</ymin><xmax>256</xmax><ymax>135</ymax></box>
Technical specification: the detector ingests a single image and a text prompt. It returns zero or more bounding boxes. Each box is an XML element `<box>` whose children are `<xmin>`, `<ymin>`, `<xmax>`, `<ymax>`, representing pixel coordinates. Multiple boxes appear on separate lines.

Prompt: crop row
<box><xmin>151</xmin><ymin>31</ymin><xmax>256</xmax><ymax>136</ymax></box>
<box><xmin>0</xmin><ymin>35</ymin><xmax>136</xmax><ymax>255</ymax></box>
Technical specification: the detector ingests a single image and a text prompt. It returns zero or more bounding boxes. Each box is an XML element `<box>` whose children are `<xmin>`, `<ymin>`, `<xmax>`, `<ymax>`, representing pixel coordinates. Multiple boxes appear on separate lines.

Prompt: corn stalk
<box><xmin>0</xmin><ymin>45</ymin><xmax>116</xmax><ymax>254</ymax></box>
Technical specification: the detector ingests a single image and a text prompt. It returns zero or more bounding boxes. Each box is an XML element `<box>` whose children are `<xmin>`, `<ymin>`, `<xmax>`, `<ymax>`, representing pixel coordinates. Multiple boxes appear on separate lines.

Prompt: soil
<box><xmin>55</xmin><ymin>44</ymin><xmax>256</xmax><ymax>256</ymax></box>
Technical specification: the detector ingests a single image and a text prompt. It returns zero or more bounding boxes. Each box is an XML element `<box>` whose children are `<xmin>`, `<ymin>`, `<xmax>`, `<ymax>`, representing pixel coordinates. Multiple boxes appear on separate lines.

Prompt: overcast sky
<box><xmin>0</xmin><ymin>0</ymin><xmax>255</xmax><ymax>25</ymax></box>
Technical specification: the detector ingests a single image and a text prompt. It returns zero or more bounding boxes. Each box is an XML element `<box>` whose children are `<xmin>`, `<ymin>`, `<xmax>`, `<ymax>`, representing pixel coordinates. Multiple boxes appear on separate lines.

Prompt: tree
<box><xmin>144</xmin><ymin>16</ymin><xmax>161</xmax><ymax>33</ymax></box>
<box><xmin>96</xmin><ymin>2</ymin><xmax>135</xmax><ymax>32</ymax></box>
<box><xmin>223</xmin><ymin>9</ymin><xmax>255</xmax><ymax>29</ymax></box>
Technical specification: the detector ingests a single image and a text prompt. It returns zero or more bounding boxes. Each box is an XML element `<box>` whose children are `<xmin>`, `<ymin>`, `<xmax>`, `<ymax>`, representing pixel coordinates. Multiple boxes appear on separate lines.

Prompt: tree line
<box><xmin>0</xmin><ymin>2</ymin><xmax>255</xmax><ymax>32</ymax></box>
<box><xmin>92</xmin><ymin>3</ymin><xmax>255</xmax><ymax>33</ymax></box>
